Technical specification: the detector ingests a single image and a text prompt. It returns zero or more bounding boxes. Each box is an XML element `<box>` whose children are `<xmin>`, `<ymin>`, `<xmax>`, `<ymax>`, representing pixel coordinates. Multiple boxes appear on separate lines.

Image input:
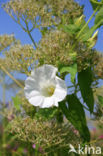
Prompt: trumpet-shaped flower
<box><xmin>24</xmin><ymin>64</ymin><xmax>67</xmax><ymax>108</ymax></box>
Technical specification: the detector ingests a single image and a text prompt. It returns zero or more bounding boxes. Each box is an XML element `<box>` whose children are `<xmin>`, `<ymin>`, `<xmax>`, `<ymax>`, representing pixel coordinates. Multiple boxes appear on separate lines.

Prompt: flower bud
<box><xmin>87</xmin><ymin>30</ymin><xmax>98</xmax><ymax>48</ymax></box>
<box><xmin>74</xmin><ymin>15</ymin><xmax>85</xmax><ymax>26</ymax></box>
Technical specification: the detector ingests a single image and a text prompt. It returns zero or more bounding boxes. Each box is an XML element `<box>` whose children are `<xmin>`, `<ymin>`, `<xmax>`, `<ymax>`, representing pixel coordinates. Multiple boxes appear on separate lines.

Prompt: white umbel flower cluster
<box><xmin>24</xmin><ymin>64</ymin><xmax>67</xmax><ymax>108</ymax></box>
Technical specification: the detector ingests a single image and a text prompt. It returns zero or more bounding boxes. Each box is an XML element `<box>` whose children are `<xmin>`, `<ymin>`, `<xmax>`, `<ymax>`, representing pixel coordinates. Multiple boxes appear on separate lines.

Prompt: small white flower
<box><xmin>24</xmin><ymin>64</ymin><xmax>67</xmax><ymax>108</ymax></box>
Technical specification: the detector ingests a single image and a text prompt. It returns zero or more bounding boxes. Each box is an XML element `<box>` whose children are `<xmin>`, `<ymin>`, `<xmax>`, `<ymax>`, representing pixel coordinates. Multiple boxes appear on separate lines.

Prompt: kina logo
<box><xmin>68</xmin><ymin>144</ymin><xmax>101</xmax><ymax>155</ymax></box>
<box><xmin>68</xmin><ymin>144</ymin><xmax>77</xmax><ymax>153</ymax></box>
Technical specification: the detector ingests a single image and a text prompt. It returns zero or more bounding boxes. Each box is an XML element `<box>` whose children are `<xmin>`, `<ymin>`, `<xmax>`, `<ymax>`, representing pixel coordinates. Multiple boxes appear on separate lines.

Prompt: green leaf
<box><xmin>60</xmin><ymin>64</ymin><xmax>77</xmax><ymax>83</ymax></box>
<box><xmin>63</xmin><ymin>17</ymin><xmax>89</xmax><ymax>36</ymax></box>
<box><xmin>95</xmin><ymin>7</ymin><xmax>103</xmax><ymax>24</ymax></box>
<box><xmin>59</xmin><ymin>94</ymin><xmax>90</xmax><ymax>142</ymax></box>
<box><xmin>75</xmin><ymin>18</ymin><xmax>90</xmax><ymax>35</ymax></box>
<box><xmin>79</xmin><ymin>25</ymin><xmax>97</xmax><ymax>42</ymax></box>
<box><xmin>63</xmin><ymin>16</ymin><xmax>91</xmax><ymax>40</ymax></box>
<box><xmin>78</xmin><ymin>67</ymin><xmax>94</xmax><ymax>113</ymax></box>
<box><xmin>12</xmin><ymin>96</ymin><xmax>21</xmax><ymax>111</ymax></box>
<box><xmin>95</xmin><ymin>6</ymin><xmax>103</xmax><ymax>27</ymax></box>
<box><xmin>63</xmin><ymin>24</ymin><xmax>80</xmax><ymax>35</ymax></box>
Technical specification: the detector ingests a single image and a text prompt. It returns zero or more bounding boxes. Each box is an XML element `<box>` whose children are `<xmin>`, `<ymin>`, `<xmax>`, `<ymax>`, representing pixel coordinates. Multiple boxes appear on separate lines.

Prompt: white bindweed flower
<box><xmin>24</xmin><ymin>64</ymin><xmax>67</xmax><ymax>108</ymax></box>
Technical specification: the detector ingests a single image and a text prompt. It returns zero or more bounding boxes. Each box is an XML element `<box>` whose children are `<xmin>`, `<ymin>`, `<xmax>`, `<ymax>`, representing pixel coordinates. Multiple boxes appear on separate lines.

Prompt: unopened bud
<box><xmin>75</xmin><ymin>15</ymin><xmax>85</xmax><ymax>26</ymax></box>
<box><xmin>87</xmin><ymin>30</ymin><xmax>98</xmax><ymax>48</ymax></box>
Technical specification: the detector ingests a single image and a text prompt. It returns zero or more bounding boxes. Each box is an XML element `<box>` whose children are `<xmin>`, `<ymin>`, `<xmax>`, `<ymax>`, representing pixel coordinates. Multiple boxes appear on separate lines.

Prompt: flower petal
<box><xmin>41</xmin><ymin>97</ymin><xmax>55</xmax><ymax>108</ymax></box>
<box><xmin>31</xmin><ymin>64</ymin><xmax>57</xmax><ymax>81</ymax></box>
<box><xmin>53</xmin><ymin>76</ymin><xmax>67</xmax><ymax>101</ymax></box>
<box><xmin>29</xmin><ymin>95</ymin><xmax>44</xmax><ymax>107</ymax></box>
<box><xmin>24</xmin><ymin>90</ymin><xmax>40</xmax><ymax>99</ymax></box>
<box><xmin>24</xmin><ymin>64</ymin><xmax>67</xmax><ymax>108</ymax></box>
<box><xmin>54</xmin><ymin>100</ymin><xmax>58</xmax><ymax>107</ymax></box>
<box><xmin>24</xmin><ymin>76</ymin><xmax>40</xmax><ymax>90</ymax></box>
<box><xmin>43</xmin><ymin>64</ymin><xmax>58</xmax><ymax>79</ymax></box>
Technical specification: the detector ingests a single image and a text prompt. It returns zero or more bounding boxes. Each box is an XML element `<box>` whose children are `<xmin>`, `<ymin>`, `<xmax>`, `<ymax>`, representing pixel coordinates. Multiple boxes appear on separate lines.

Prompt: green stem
<box><xmin>76</xmin><ymin>6</ymin><xmax>99</xmax><ymax>39</ymax></box>
<box><xmin>10</xmin><ymin>14</ymin><xmax>37</xmax><ymax>48</ymax></box>
<box><xmin>27</xmin><ymin>30</ymin><xmax>37</xmax><ymax>48</ymax></box>
<box><xmin>25</xmin><ymin>20</ymin><xmax>37</xmax><ymax>48</ymax></box>
<box><xmin>10</xmin><ymin>15</ymin><xmax>26</xmax><ymax>32</ymax></box>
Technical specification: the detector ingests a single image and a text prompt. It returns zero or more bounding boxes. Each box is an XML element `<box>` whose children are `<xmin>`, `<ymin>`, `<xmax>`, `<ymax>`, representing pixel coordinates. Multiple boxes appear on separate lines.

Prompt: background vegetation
<box><xmin>0</xmin><ymin>0</ymin><xmax>103</xmax><ymax>155</ymax></box>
